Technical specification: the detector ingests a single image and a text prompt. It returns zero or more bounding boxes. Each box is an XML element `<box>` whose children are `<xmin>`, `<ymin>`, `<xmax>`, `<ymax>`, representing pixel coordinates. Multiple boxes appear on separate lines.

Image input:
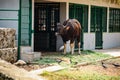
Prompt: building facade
<box><xmin>0</xmin><ymin>0</ymin><xmax>120</xmax><ymax>58</ymax></box>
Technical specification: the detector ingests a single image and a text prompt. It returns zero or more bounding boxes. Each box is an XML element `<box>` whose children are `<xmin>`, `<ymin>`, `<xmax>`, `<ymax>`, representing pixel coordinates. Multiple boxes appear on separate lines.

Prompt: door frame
<box><xmin>91</xmin><ymin>6</ymin><xmax>107</xmax><ymax>49</ymax></box>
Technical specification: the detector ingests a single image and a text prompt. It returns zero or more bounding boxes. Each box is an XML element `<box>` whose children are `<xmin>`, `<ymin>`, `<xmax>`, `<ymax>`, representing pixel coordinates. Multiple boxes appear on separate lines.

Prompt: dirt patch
<box><xmin>78</xmin><ymin>64</ymin><xmax>120</xmax><ymax>76</ymax></box>
<box><xmin>16</xmin><ymin>56</ymin><xmax>120</xmax><ymax>76</ymax></box>
<box><xmin>17</xmin><ymin>64</ymin><xmax>53</xmax><ymax>71</ymax></box>
<box><xmin>76</xmin><ymin>57</ymin><xmax>120</xmax><ymax>76</ymax></box>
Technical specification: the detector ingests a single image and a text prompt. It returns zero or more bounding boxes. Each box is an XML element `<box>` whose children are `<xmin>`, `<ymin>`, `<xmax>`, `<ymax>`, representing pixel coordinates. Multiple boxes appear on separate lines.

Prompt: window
<box><xmin>109</xmin><ymin>8</ymin><xmax>120</xmax><ymax>32</ymax></box>
<box><xmin>91</xmin><ymin>6</ymin><xmax>107</xmax><ymax>32</ymax></box>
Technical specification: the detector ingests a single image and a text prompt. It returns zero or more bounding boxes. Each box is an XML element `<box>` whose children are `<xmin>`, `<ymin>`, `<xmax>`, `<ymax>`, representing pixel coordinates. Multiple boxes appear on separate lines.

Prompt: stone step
<box><xmin>21</xmin><ymin>46</ymin><xmax>32</xmax><ymax>53</ymax></box>
<box><xmin>20</xmin><ymin>46</ymin><xmax>41</xmax><ymax>62</ymax></box>
<box><xmin>21</xmin><ymin>52</ymin><xmax>41</xmax><ymax>62</ymax></box>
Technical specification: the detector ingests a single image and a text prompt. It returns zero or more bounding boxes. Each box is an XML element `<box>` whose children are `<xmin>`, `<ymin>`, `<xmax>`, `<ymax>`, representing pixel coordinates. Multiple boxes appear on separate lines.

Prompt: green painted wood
<box><xmin>102</xmin><ymin>8</ymin><xmax>107</xmax><ymax>32</ymax></box>
<box><xmin>109</xmin><ymin>8</ymin><xmax>120</xmax><ymax>32</ymax></box>
<box><xmin>20</xmin><ymin>0</ymin><xmax>32</xmax><ymax>46</ymax></box>
<box><xmin>0</xmin><ymin>9</ymin><xmax>18</xmax><ymax>11</ymax></box>
<box><xmin>29</xmin><ymin>0</ymin><xmax>32</xmax><ymax>46</ymax></box>
<box><xmin>91</xmin><ymin>6</ymin><xmax>107</xmax><ymax>32</ymax></box>
<box><xmin>0</xmin><ymin>19</ymin><xmax>18</xmax><ymax>21</ymax></box>
<box><xmin>18</xmin><ymin>0</ymin><xmax>22</xmax><ymax>59</ymax></box>
<box><xmin>18</xmin><ymin>0</ymin><xmax>32</xmax><ymax>59</ymax></box>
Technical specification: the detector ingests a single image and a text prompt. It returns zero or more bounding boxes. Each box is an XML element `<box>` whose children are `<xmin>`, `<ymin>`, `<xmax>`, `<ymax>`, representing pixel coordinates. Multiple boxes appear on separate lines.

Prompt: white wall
<box><xmin>60</xmin><ymin>2</ymin><xmax>69</xmax><ymax>24</ymax></box>
<box><xmin>57</xmin><ymin>2</ymin><xmax>71</xmax><ymax>52</ymax></box>
<box><xmin>103</xmin><ymin>33</ymin><xmax>120</xmax><ymax>49</ymax></box>
<box><xmin>84</xmin><ymin>33</ymin><xmax>95</xmax><ymax>50</ymax></box>
<box><xmin>32</xmin><ymin>0</ymin><xmax>34</xmax><ymax>51</ymax></box>
<box><xmin>83</xmin><ymin>33</ymin><xmax>120</xmax><ymax>50</ymax></box>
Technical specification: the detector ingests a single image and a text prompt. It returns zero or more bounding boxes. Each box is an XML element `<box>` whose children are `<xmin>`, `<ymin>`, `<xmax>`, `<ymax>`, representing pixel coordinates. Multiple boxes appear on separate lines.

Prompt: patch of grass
<box><xmin>34</xmin><ymin>50</ymin><xmax>112</xmax><ymax>67</ymax></box>
<box><xmin>35</xmin><ymin>57</ymin><xmax>57</xmax><ymax>65</ymax></box>
<box><xmin>41</xmin><ymin>69</ymin><xmax>120</xmax><ymax>80</ymax></box>
<box><xmin>37</xmin><ymin>51</ymin><xmax>119</xmax><ymax>80</ymax></box>
<box><xmin>82</xmin><ymin>50</ymin><xmax>96</xmax><ymax>54</ymax></box>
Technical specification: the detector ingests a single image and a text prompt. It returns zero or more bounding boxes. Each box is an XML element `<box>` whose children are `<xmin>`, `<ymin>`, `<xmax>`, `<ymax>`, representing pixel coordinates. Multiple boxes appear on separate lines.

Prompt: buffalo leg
<box><xmin>78</xmin><ymin>42</ymin><xmax>81</xmax><ymax>54</ymax></box>
<box><xmin>70</xmin><ymin>42</ymin><xmax>75</xmax><ymax>54</ymax></box>
<box><xmin>64</xmin><ymin>43</ymin><xmax>66</xmax><ymax>54</ymax></box>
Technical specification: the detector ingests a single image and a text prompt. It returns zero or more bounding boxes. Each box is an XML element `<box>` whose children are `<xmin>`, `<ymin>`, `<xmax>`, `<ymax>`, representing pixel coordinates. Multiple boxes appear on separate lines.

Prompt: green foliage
<box><xmin>38</xmin><ymin>51</ymin><xmax>120</xmax><ymax>80</ymax></box>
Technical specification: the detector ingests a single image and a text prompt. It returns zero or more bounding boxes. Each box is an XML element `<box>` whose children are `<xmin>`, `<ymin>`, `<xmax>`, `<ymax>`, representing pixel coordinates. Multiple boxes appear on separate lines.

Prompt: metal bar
<box><xmin>18</xmin><ymin>0</ymin><xmax>22</xmax><ymax>60</ymax></box>
<box><xmin>29</xmin><ymin>0</ymin><xmax>32</xmax><ymax>46</ymax></box>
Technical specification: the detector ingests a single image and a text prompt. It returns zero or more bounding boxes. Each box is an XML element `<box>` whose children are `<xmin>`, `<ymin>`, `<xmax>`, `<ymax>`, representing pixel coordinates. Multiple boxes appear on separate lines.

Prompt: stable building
<box><xmin>0</xmin><ymin>0</ymin><xmax>120</xmax><ymax>59</ymax></box>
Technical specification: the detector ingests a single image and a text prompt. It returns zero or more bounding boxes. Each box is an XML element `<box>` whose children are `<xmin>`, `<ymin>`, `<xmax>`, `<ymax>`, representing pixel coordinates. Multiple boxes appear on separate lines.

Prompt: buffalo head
<box><xmin>55</xmin><ymin>23</ymin><xmax>65</xmax><ymax>36</ymax></box>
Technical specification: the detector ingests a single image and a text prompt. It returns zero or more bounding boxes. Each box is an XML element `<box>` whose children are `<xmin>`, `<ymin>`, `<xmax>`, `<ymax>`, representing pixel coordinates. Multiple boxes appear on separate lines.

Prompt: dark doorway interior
<box><xmin>34</xmin><ymin>3</ymin><xmax>60</xmax><ymax>51</ymax></box>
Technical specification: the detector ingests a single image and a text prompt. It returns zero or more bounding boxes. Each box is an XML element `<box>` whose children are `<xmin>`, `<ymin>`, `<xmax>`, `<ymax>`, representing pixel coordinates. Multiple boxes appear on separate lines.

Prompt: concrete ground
<box><xmin>94</xmin><ymin>47</ymin><xmax>120</xmax><ymax>57</ymax></box>
<box><xmin>30</xmin><ymin>47</ymin><xmax>120</xmax><ymax>76</ymax></box>
<box><xmin>1</xmin><ymin>47</ymin><xmax>119</xmax><ymax>80</ymax></box>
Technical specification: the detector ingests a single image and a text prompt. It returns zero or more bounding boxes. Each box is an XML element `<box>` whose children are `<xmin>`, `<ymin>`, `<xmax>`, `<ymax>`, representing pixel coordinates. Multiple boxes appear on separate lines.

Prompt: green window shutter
<box><xmin>20</xmin><ymin>0</ymin><xmax>32</xmax><ymax>46</ymax></box>
<box><xmin>91</xmin><ymin>6</ymin><xmax>107</xmax><ymax>32</ymax></box>
<box><xmin>109</xmin><ymin>8</ymin><xmax>120</xmax><ymax>32</ymax></box>
<box><xmin>91</xmin><ymin>6</ymin><xmax>95</xmax><ymax>32</ymax></box>
<box><xmin>102</xmin><ymin>8</ymin><xmax>107</xmax><ymax>32</ymax></box>
<box><xmin>83</xmin><ymin>6</ymin><xmax>88</xmax><ymax>32</ymax></box>
<box><xmin>69</xmin><ymin>4</ymin><xmax>75</xmax><ymax>18</ymax></box>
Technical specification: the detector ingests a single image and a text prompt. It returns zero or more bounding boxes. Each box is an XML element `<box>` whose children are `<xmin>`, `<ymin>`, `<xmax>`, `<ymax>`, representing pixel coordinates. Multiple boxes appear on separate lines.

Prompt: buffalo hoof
<box><xmin>78</xmin><ymin>52</ymin><xmax>81</xmax><ymax>55</ymax></box>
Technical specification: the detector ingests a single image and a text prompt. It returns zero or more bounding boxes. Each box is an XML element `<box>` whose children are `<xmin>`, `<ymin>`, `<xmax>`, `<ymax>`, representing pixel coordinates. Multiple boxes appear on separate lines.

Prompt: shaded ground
<box><xmin>17</xmin><ymin>52</ymin><xmax>120</xmax><ymax>77</ymax></box>
<box><xmin>76</xmin><ymin>57</ymin><xmax>120</xmax><ymax>77</ymax></box>
<box><xmin>21</xmin><ymin>60</ymin><xmax>120</xmax><ymax>76</ymax></box>
<box><xmin>40</xmin><ymin>58</ymin><xmax>120</xmax><ymax>80</ymax></box>
<box><xmin>17</xmin><ymin>64</ymin><xmax>53</xmax><ymax>71</ymax></box>
<box><xmin>79</xmin><ymin>64</ymin><xmax>120</xmax><ymax>76</ymax></box>
<box><xmin>17</xmin><ymin>51</ymin><xmax>112</xmax><ymax>71</ymax></box>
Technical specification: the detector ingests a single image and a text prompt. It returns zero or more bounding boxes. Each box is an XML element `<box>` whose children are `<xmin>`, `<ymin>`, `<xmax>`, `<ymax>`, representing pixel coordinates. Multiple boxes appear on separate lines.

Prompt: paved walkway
<box><xmin>94</xmin><ymin>47</ymin><xmax>120</xmax><ymax>57</ymax></box>
<box><xmin>30</xmin><ymin>65</ymin><xmax>65</xmax><ymax>75</ymax></box>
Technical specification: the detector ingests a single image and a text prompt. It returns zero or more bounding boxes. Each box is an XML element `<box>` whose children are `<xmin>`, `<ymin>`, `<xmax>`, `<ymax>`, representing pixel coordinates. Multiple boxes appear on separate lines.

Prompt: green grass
<box><xmin>34</xmin><ymin>50</ymin><xmax>112</xmax><ymax>67</ymax></box>
<box><xmin>36</xmin><ymin>50</ymin><xmax>120</xmax><ymax>80</ymax></box>
<box><xmin>41</xmin><ymin>69</ymin><xmax>120</xmax><ymax>80</ymax></box>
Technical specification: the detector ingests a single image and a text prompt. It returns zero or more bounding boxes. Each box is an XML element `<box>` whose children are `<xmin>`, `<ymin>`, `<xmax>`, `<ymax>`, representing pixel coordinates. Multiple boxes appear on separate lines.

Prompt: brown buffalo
<box><xmin>56</xmin><ymin>19</ymin><xmax>82</xmax><ymax>54</ymax></box>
